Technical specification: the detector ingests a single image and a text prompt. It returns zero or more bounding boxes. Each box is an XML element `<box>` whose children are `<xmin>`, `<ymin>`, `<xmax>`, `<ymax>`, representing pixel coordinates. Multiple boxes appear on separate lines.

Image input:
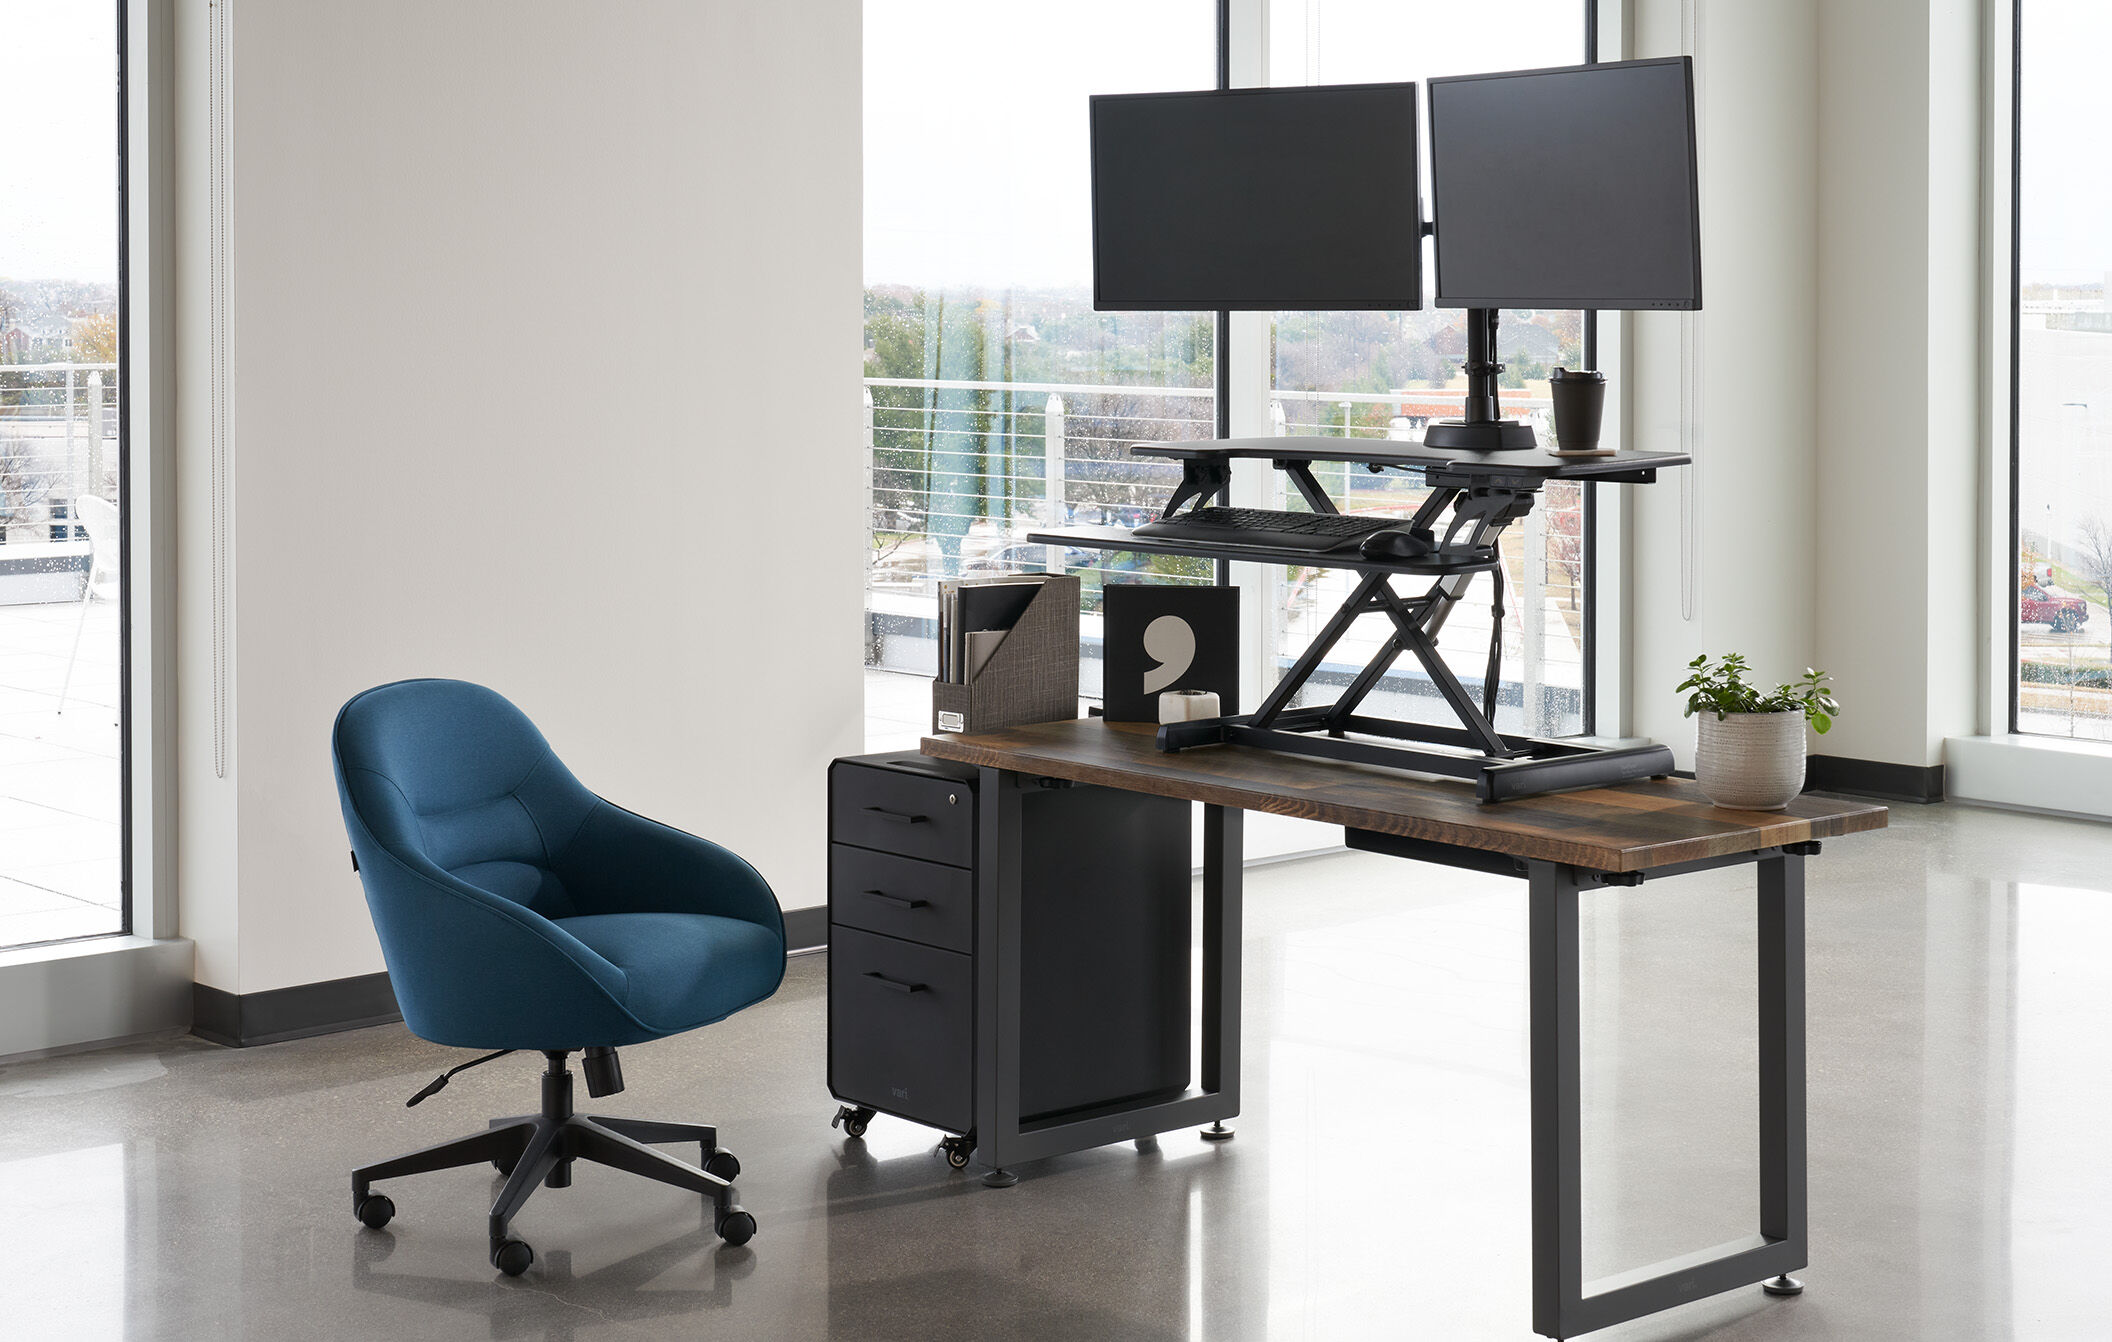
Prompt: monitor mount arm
<box><xmin>1424</xmin><ymin>307</ymin><xmax>1538</xmax><ymax>452</ymax></box>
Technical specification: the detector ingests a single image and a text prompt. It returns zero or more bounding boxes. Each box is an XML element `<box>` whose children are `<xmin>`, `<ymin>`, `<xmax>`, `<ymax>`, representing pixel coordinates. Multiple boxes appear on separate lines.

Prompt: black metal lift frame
<box><xmin>1145</xmin><ymin>452</ymin><xmax>1675</xmax><ymax>801</ymax></box>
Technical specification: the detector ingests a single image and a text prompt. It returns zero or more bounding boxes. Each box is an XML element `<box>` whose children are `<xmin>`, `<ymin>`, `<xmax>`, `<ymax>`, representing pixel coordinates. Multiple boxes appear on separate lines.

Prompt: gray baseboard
<box><xmin>784</xmin><ymin>905</ymin><xmax>827</xmax><ymax>953</ymax></box>
<box><xmin>1805</xmin><ymin>755</ymin><xmax>1945</xmax><ymax>803</ymax></box>
<box><xmin>193</xmin><ymin>912</ymin><xmax>829</xmax><ymax>1048</ymax></box>
<box><xmin>192</xmin><ymin>971</ymin><xmax>400</xmax><ymax>1048</ymax></box>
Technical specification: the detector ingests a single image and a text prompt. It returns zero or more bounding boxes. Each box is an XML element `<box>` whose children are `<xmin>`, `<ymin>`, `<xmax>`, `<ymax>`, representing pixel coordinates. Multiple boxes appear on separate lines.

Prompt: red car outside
<box><xmin>2021</xmin><ymin>582</ymin><xmax>2089</xmax><ymax>633</ymax></box>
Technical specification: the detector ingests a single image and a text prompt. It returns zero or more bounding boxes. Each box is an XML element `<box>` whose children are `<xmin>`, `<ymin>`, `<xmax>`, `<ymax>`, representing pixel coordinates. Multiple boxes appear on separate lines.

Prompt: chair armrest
<box><xmin>554</xmin><ymin>800</ymin><xmax>786</xmax><ymax>938</ymax></box>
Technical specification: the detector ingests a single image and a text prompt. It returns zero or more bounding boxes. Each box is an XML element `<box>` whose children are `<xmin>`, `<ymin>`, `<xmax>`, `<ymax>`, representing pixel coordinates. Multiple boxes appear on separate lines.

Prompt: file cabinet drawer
<box><xmin>829</xmin><ymin>760</ymin><xmax>974</xmax><ymax>868</ymax></box>
<box><xmin>828</xmin><ymin>926</ymin><xmax>973</xmax><ymax>1135</ymax></box>
<box><xmin>830</xmin><ymin>844</ymin><xmax>973</xmax><ymax>954</ymax></box>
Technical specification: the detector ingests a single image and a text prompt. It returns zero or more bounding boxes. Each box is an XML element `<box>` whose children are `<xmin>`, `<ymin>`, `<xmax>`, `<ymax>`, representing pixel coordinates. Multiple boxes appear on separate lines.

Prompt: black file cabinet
<box><xmin>826</xmin><ymin>751</ymin><xmax>1197</xmax><ymax>1164</ymax></box>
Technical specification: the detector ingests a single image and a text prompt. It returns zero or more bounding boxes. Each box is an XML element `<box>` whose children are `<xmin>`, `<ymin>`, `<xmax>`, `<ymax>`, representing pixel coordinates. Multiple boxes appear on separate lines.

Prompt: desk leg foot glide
<box><xmin>1762</xmin><ymin>1275</ymin><xmax>1804</xmax><ymax>1297</ymax></box>
<box><xmin>1200</xmin><ymin>1122</ymin><xmax>1234</xmax><ymax>1142</ymax></box>
<box><xmin>983</xmin><ymin>1168</ymin><xmax>1020</xmax><ymax>1188</ymax></box>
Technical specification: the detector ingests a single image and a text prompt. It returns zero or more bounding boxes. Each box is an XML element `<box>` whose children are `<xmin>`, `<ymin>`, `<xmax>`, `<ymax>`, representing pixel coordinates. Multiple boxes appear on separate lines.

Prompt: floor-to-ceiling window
<box><xmin>862</xmin><ymin>0</ymin><xmax>1600</xmax><ymax>751</ymax></box>
<box><xmin>1261</xmin><ymin>1</ymin><xmax>1592</xmax><ymax>738</ymax></box>
<box><xmin>2012</xmin><ymin>0</ymin><xmax>2112</xmax><ymax>740</ymax></box>
<box><xmin>862</xmin><ymin>0</ymin><xmax>1221</xmax><ymax>749</ymax></box>
<box><xmin>0</xmin><ymin>0</ymin><xmax>128</xmax><ymax>946</ymax></box>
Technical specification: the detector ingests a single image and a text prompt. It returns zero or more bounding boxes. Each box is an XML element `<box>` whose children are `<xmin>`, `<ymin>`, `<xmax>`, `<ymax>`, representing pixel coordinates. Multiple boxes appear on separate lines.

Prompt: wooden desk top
<box><xmin>922</xmin><ymin>720</ymin><xmax>1888</xmax><ymax>874</ymax></box>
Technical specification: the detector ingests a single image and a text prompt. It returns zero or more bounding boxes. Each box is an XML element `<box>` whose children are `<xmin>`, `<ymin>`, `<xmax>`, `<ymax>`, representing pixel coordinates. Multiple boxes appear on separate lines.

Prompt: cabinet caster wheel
<box><xmin>491</xmin><ymin>1238</ymin><xmax>534</xmax><ymax>1277</ymax></box>
<box><xmin>702</xmin><ymin>1149</ymin><xmax>741</xmax><ymax>1182</ymax></box>
<box><xmin>354</xmin><ymin>1193</ymin><xmax>395</xmax><ymax>1229</ymax></box>
<box><xmin>832</xmin><ymin>1105</ymin><xmax>874</xmax><ymax>1138</ymax></box>
<box><xmin>715</xmin><ymin>1207</ymin><xmax>757</xmax><ymax>1245</ymax></box>
<box><xmin>939</xmin><ymin>1136</ymin><xmax>973</xmax><ymax>1169</ymax></box>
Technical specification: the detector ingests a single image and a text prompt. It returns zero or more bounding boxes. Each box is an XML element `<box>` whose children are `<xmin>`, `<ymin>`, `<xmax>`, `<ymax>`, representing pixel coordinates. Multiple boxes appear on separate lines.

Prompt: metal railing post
<box><xmin>87</xmin><ymin>370</ymin><xmax>107</xmax><ymax>507</ymax></box>
<box><xmin>1043</xmin><ymin>393</ymin><xmax>1065</xmax><ymax>572</ymax></box>
<box><xmin>1522</xmin><ymin>498</ymin><xmax>1547</xmax><ymax>734</ymax></box>
<box><xmin>63</xmin><ymin>366</ymin><xmax>77</xmax><ymax>508</ymax></box>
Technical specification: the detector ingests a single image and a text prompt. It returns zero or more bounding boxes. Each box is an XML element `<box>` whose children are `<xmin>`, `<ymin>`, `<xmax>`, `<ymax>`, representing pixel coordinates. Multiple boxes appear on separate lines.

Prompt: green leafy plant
<box><xmin>1677</xmin><ymin>654</ymin><xmax>1841</xmax><ymax>734</ymax></box>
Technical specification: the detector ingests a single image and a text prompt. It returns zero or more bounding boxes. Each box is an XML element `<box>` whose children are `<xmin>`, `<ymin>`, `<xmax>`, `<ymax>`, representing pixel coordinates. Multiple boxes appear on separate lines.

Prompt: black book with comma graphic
<box><xmin>1102</xmin><ymin>585</ymin><xmax>1240</xmax><ymax>723</ymax></box>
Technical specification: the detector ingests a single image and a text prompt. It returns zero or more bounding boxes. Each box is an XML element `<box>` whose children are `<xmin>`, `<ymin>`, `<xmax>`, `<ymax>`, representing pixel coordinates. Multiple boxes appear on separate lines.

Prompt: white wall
<box><xmin>176</xmin><ymin>1</ymin><xmax>864</xmax><ymax>994</ymax></box>
<box><xmin>1811</xmin><ymin>0</ymin><xmax>1981</xmax><ymax>769</ymax></box>
<box><xmin>1624</xmin><ymin>0</ymin><xmax>1982</xmax><ymax>773</ymax></box>
<box><xmin>1627</xmin><ymin>0</ymin><xmax>1821</xmax><ymax>764</ymax></box>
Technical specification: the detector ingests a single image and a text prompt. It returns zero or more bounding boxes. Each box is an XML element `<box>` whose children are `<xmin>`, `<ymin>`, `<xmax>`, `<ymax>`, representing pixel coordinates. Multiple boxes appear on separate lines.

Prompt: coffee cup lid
<box><xmin>1551</xmin><ymin>366</ymin><xmax>1605</xmax><ymax>381</ymax></box>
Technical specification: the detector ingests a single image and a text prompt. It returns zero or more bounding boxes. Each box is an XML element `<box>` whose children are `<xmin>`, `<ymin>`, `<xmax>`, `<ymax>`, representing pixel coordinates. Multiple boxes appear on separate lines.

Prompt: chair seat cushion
<box><xmin>553</xmin><ymin>913</ymin><xmax>784</xmax><ymax>1035</ymax></box>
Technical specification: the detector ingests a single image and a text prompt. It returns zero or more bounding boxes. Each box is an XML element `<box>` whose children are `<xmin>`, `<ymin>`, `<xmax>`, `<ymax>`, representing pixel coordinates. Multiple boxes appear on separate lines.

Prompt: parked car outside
<box><xmin>2021</xmin><ymin>581</ymin><xmax>2089</xmax><ymax>633</ymax></box>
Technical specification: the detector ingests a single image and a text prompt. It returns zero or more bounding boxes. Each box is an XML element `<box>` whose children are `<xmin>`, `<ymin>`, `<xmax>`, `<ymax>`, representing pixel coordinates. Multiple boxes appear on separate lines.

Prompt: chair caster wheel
<box><xmin>715</xmin><ymin>1207</ymin><xmax>757</xmax><ymax>1245</ymax></box>
<box><xmin>354</xmin><ymin>1193</ymin><xmax>395</xmax><ymax>1229</ymax></box>
<box><xmin>832</xmin><ymin>1105</ymin><xmax>874</xmax><ymax>1138</ymax></box>
<box><xmin>492</xmin><ymin>1157</ymin><xmax>517</xmax><ymax>1176</ymax></box>
<box><xmin>939</xmin><ymin>1136</ymin><xmax>973</xmax><ymax>1169</ymax></box>
<box><xmin>491</xmin><ymin>1238</ymin><xmax>534</xmax><ymax>1277</ymax></box>
<box><xmin>702</xmin><ymin>1150</ymin><xmax>741</xmax><ymax>1182</ymax></box>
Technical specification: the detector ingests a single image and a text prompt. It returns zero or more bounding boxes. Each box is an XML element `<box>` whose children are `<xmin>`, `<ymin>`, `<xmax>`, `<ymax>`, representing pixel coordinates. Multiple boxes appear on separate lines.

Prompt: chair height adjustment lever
<box><xmin>406</xmin><ymin>1049</ymin><xmax>515</xmax><ymax>1106</ymax></box>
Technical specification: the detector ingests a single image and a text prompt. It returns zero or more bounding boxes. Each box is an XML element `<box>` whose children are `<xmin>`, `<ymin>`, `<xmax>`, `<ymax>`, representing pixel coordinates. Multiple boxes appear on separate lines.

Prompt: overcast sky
<box><xmin>5</xmin><ymin>2</ymin><xmax>2098</xmax><ymax>291</ymax></box>
<box><xmin>2020</xmin><ymin>0</ymin><xmax>2112</xmax><ymax>285</ymax></box>
<box><xmin>0</xmin><ymin>0</ymin><xmax>119</xmax><ymax>284</ymax></box>
<box><xmin>864</xmin><ymin>0</ymin><xmax>1577</xmax><ymax>291</ymax></box>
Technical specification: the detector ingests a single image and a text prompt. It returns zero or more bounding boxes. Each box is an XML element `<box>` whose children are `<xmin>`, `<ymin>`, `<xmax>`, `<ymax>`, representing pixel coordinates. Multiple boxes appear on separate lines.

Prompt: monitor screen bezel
<box><xmin>1427</xmin><ymin>56</ymin><xmax>1702</xmax><ymax>312</ymax></box>
<box><xmin>1089</xmin><ymin>82</ymin><xmax>1425</xmax><ymax>312</ymax></box>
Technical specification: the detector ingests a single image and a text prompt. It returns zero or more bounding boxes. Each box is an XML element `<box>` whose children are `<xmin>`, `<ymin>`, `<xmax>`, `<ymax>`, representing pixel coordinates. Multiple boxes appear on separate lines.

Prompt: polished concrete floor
<box><xmin>3</xmin><ymin>800</ymin><xmax>2108</xmax><ymax>1340</ymax></box>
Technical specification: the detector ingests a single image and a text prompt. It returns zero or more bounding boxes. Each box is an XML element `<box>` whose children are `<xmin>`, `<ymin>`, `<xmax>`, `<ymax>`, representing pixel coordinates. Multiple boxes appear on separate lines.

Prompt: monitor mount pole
<box><xmin>1425</xmin><ymin>307</ymin><xmax>1538</xmax><ymax>451</ymax></box>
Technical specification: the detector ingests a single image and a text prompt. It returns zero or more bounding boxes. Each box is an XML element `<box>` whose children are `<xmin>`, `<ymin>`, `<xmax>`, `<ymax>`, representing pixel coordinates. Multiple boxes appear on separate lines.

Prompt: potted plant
<box><xmin>1677</xmin><ymin>654</ymin><xmax>1841</xmax><ymax>810</ymax></box>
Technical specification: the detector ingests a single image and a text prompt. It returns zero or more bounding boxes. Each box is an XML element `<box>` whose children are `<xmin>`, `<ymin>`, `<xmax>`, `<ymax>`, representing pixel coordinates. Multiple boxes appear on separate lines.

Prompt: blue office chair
<box><xmin>332</xmin><ymin>678</ymin><xmax>786</xmax><ymax>1276</ymax></box>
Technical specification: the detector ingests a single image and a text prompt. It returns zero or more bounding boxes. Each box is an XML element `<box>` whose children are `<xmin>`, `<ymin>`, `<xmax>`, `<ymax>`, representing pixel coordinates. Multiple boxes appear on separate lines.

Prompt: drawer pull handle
<box><xmin>863</xmin><ymin>889</ymin><xmax>929</xmax><ymax>911</ymax></box>
<box><xmin>864</xmin><ymin>971</ymin><xmax>926</xmax><ymax>995</ymax></box>
<box><xmin>862</xmin><ymin>806</ymin><xmax>928</xmax><ymax>826</ymax></box>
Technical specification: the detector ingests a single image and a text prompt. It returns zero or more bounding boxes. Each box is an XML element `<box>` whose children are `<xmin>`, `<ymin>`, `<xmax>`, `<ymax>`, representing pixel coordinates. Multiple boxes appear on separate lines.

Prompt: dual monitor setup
<box><xmin>1088</xmin><ymin>56</ymin><xmax>1702</xmax><ymax>452</ymax></box>
<box><xmin>1029</xmin><ymin>59</ymin><xmax>1703</xmax><ymax>799</ymax></box>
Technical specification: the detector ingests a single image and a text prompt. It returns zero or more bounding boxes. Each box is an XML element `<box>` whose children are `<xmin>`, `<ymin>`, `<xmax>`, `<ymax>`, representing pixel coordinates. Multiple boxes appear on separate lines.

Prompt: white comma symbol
<box><xmin>1141</xmin><ymin>615</ymin><xmax>1197</xmax><ymax>694</ymax></box>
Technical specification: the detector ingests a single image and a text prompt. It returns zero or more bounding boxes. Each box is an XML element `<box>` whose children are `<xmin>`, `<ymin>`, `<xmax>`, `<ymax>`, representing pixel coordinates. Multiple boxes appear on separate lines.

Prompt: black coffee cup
<box><xmin>1549</xmin><ymin>367</ymin><xmax>1608</xmax><ymax>454</ymax></box>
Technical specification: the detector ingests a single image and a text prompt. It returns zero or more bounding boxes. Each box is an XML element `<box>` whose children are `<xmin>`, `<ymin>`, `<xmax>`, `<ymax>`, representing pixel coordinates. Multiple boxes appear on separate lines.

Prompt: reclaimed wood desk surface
<box><xmin>922</xmin><ymin>719</ymin><xmax>1888</xmax><ymax>874</ymax></box>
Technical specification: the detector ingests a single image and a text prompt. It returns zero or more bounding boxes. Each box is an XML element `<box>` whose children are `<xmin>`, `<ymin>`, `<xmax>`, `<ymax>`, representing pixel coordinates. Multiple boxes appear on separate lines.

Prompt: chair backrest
<box><xmin>333</xmin><ymin>679</ymin><xmax>599</xmax><ymax>920</ymax></box>
<box><xmin>74</xmin><ymin>494</ymin><xmax>119</xmax><ymax>586</ymax></box>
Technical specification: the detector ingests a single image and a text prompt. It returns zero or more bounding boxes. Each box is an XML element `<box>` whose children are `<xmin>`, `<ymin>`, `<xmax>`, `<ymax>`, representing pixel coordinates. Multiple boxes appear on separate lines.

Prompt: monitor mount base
<box><xmin>1426</xmin><ymin>307</ymin><xmax>1537</xmax><ymax>452</ymax></box>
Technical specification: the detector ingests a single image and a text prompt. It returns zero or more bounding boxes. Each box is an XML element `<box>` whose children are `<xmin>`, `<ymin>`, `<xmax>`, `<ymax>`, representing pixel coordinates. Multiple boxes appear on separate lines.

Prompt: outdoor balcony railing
<box><xmin>862</xmin><ymin>374</ymin><xmax>1587</xmax><ymax>733</ymax></box>
<box><xmin>0</xmin><ymin>362</ymin><xmax>120</xmax><ymax>548</ymax></box>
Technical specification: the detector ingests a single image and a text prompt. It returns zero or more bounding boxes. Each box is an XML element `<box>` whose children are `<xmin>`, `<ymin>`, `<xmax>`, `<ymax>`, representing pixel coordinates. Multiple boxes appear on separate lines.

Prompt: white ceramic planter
<box><xmin>1694</xmin><ymin>711</ymin><xmax>1807</xmax><ymax>810</ymax></box>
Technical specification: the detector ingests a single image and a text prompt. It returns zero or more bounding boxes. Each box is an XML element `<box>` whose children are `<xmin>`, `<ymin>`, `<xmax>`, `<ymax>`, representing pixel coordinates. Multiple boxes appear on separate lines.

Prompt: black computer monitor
<box><xmin>1427</xmin><ymin>57</ymin><xmax>1701</xmax><ymax>311</ymax></box>
<box><xmin>1089</xmin><ymin>83</ymin><xmax>1423</xmax><ymax>312</ymax></box>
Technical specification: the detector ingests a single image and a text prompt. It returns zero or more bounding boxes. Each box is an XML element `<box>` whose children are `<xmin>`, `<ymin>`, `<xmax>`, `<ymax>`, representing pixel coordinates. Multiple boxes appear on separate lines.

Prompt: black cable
<box><xmin>1483</xmin><ymin>562</ymin><xmax>1506</xmax><ymax>725</ymax></box>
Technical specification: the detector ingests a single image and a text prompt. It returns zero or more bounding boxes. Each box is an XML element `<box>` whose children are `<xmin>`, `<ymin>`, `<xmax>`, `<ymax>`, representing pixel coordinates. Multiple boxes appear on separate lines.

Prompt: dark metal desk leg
<box><xmin>1528</xmin><ymin>861</ymin><xmax>1584</xmax><ymax>1340</ymax></box>
<box><xmin>1200</xmin><ymin>804</ymin><xmax>1243</xmax><ymax>1140</ymax></box>
<box><xmin>1758</xmin><ymin>852</ymin><xmax>1808</xmax><ymax>1295</ymax></box>
<box><xmin>975</xmin><ymin>767</ymin><xmax>1024</xmax><ymax>1188</ymax></box>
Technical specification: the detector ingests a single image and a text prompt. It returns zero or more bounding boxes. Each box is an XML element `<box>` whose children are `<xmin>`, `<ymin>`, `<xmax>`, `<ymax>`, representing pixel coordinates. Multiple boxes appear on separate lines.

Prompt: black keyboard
<box><xmin>1132</xmin><ymin>506</ymin><xmax>1396</xmax><ymax>553</ymax></box>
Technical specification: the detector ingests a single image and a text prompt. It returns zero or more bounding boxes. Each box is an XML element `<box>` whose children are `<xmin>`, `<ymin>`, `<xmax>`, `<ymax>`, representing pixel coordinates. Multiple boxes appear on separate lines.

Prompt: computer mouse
<box><xmin>1358</xmin><ymin>527</ymin><xmax>1436</xmax><ymax>562</ymax></box>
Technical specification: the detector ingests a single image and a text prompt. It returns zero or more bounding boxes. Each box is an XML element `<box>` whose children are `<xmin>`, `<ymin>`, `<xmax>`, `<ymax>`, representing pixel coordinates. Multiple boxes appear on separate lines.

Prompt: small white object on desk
<box><xmin>1158</xmin><ymin>690</ymin><xmax>1221</xmax><ymax>724</ymax></box>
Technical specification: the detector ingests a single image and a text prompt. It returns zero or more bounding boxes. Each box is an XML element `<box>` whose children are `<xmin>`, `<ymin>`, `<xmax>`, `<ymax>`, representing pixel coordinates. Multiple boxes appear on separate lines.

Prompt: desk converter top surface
<box><xmin>921</xmin><ymin>719</ymin><xmax>1887</xmax><ymax>874</ymax></box>
<box><xmin>1132</xmin><ymin>436</ymin><xmax>1690</xmax><ymax>480</ymax></box>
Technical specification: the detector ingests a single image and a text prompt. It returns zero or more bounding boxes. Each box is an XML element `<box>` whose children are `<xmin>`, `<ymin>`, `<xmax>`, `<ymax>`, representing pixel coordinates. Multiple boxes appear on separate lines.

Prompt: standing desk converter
<box><xmin>915</xmin><ymin>719</ymin><xmax>1887</xmax><ymax>1340</ymax></box>
<box><xmin>1027</xmin><ymin>437</ymin><xmax>1693</xmax><ymax>801</ymax></box>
